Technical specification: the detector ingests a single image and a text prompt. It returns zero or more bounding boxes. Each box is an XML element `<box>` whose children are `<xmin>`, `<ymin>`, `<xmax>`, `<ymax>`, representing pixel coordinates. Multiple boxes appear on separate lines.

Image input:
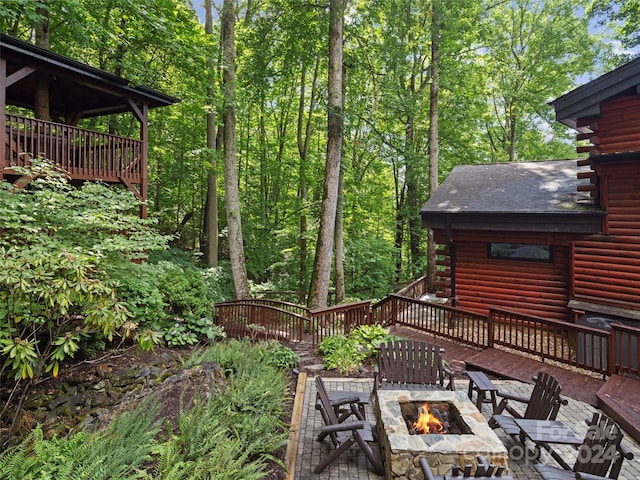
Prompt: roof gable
<box><xmin>551</xmin><ymin>57</ymin><xmax>640</xmax><ymax>132</ymax></box>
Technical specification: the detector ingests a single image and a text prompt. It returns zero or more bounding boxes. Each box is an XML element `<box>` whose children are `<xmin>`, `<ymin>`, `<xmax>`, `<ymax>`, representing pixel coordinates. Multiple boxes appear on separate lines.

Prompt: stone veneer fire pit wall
<box><xmin>375</xmin><ymin>389</ymin><xmax>509</xmax><ymax>479</ymax></box>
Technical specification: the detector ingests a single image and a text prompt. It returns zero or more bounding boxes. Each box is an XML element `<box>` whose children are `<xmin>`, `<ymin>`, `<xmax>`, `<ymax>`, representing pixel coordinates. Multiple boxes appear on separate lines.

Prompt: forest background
<box><xmin>2</xmin><ymin>0</ymin><xmax>639</xmax><ymax>308</ymax></box>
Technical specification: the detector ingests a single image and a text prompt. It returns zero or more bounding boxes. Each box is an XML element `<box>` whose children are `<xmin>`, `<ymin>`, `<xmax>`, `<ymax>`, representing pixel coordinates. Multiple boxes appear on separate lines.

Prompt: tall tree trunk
<box><xmin>405</xmin><ymin>118</ymin><xmax>420</xmax><ymax>278</ymax></box>
<box><xmin>334</xmin><ymin>62</ymin><xmax>347</xmax><ymax>304</ymax></box>
<box><xmin>334</xmin><ymin>164</ymin><xmax>345</xmax><ymax>303</ymax></box>
<box><xmin>309</xmin><ymin>0</ymin><xmax>344</xmax><ymax>309</ymax></box>
<box><xmin>508</xmin><ymin>109</ymin><xmax>517</xmax><ymax>161</ymax></box>
<box><xmin>297</xmin><ymin>56</ymin><xmax>320</xmax><ymax>303</ymax></box>
<box><xmin>427</xmin><ymin>0</ymin><xmax>441</xmax><ymax>293</ymax></box>
<box><xmin>204</xmin><ymin>0</ymin><xmax>218</xmax><ymax>267</ymax></box>
<box><xmin>34</xmin><ymin>3</ymin><xmax>50</xmax><ymax>120</ymax></box>
<box><xmin>393</xmin><ymin>159</ymin><xmax>405</xmax><ymax>284</ymax></box>
<box><xmin>222</xmin><ymin>0</ymin><xmax>249</xmax><ymax>299</ymax></box>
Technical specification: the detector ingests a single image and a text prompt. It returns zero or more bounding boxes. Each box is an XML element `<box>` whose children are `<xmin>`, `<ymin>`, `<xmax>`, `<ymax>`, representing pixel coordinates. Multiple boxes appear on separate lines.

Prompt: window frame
<box><xmin>487</xmin><ymin>242</ymin><xmax>553</xmax><ymax>262</ymax></box>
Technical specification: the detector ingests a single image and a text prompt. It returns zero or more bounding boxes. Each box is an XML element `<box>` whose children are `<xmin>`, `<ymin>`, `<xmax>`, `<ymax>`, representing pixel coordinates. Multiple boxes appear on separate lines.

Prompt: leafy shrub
<box><xmin>258</xmin><ymin>340</ymin><xmax>299</xmax><ymax>370</ymax></box>
<box><xmin>112</xmin><ymin>260</ymin><xmax>219</xmax><ymax>348</ymax></box>
<box><xmin>155</xmin><ymin>261</ymin><xmax>212</xmax><ymax>320</ymax></box>
<box><xmin>318</xmin><ymin>334</ymin><xmax>367</xmax><ymax>374</ymax></box>
<box><xmin>0</xmin><ymin>160</ymin><xmax>171</xmax><ymax>379</ymax></box>
<box><xmin>349</xmin><ymin>324</ymin><xmax>401</xmax><ymax>356</ymax></box>
<box><xmin>318</xmin><ymin>325</ymin><xmax>400</xmax><ymax>374</ymax></box>
<box><xmin>110</xmin><ymin>263</ymin><xmax>167</xmax><ymax>327</ymax></box>
<box><xmin>0</xmin><ymin>397</ymin><xmax>160</xmax><ymax>479</ymax></box>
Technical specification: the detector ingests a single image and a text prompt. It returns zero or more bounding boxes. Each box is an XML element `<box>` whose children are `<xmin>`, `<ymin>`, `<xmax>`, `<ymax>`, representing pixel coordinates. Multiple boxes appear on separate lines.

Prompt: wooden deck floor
<box><xmin>597</xmin><ymin>374</ymin><xmax>640</xmax><ymax>443</ymax></box>
<box><xmin>390</xmin><ymin>325</ymin><xmax>640</xmax><ymax>443</ymax></box>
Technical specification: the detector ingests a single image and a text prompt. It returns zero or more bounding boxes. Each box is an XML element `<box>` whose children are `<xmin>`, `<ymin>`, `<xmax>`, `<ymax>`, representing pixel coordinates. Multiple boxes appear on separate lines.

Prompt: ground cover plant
<box><xmin>0</xmin><ymin>339</ymin><xmax>292</xmax><ymax>480</ymax></box>
<box><xmin>318</xmin><ymin>324</ymin><xmax>400</xmax><ymax>374</ymax></box>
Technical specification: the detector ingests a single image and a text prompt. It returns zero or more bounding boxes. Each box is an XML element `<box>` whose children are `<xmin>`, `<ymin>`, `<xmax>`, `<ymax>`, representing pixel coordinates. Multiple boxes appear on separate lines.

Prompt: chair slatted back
<box><xmin>575</xmin><ymin>413</ymin><xmax>623</xmax><ymax>477</ymax></box>
<box><xmin>378</xmin><ymin>340</ymin><xmax>444</xmax><ymax>388</ymax></box>
<box><xmin>523</xmin><ymin>371</ymin><xmax>563</xmax><ymax>420</ymax></box>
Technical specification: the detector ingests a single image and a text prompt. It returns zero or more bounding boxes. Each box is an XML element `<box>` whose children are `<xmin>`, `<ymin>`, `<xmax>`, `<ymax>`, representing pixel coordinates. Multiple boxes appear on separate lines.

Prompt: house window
<box><xmin>488</xmin><ymin>243</ymin><xmax>552</xmax><ymax>262</ymax></box>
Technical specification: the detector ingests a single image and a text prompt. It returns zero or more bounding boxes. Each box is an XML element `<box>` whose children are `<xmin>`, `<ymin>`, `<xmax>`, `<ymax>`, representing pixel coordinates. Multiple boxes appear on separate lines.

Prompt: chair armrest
<box><xmin>329</xmin><ymin>394</ymin><xmax>362</xmax><ymax>408</ymax></box>
<box><xmin>493</xmin><ymin>390</ymin><xmax>529</xmax><ymax>417</ymax></box>
<box><xmin>619</xmin><ymin>443</ymin><xmax>635</xmax><ymax>460</ymax></box>
<box><xmin>496</xmin><ymin>390</ymin><xmax>530</xmax><ymax>404</ymax></box>
<box><xmin>319</xmin><ymin>420</ymin><xmax>366</xmax><ymax>435</ymax></box>
<box><xmin>419</xmin><ymin>457</ymin><xmax>437</xmax><ymax>480</ymax></box>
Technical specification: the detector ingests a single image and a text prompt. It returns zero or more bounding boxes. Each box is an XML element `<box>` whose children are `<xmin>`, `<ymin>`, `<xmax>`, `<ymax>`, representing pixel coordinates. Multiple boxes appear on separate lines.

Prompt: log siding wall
<box><xmin>580</xmin><ymin>96</ymin><xmax>640</xmax><ymax>156</ymax></box>
<box><xmin>572</xmin><ymin>160</ymin><xmax>640</xmax><ymax>311</ymax></box>
<box><xmin>434</xmin><ymin>230</ymin><xmax>572</xmax><ymax>321</ymax></box>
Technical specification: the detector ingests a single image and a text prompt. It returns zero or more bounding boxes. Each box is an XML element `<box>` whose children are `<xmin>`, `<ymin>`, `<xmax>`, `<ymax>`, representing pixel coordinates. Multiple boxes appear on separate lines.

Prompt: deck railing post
<box><xmin>607</xmin><ymin>327</ymin><xmax>616</xmax><ymax>377</ymax></box>
<box><xmin>487</xmin><ymin>310</ymin><xmax>494</xmax><ymax>348</ymax></box>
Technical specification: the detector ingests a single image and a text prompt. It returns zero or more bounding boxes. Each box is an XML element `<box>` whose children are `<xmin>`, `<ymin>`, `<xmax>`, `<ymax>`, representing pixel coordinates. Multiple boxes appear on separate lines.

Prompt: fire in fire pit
<box><xmin>401</xmin><ymin>401</ymin><xmax>471</xmax><ymax>435</ymax></box>
<box><xmin>376</xmin><ymin>390</ymin><xmax>509</xmax><ymax>479</ymax></box>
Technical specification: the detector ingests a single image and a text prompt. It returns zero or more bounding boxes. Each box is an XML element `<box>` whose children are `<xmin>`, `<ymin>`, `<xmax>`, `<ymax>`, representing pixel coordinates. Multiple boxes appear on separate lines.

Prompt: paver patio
<box><xmin>291</xmin><ymin>376</ymin><xmax>640</xmax><ymax>480</ymax></box>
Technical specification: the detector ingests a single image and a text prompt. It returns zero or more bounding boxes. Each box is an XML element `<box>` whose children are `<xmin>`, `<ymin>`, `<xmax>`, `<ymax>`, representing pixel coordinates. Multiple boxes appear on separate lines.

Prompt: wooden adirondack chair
<box><xmin>314</xmin><ymin>376</ymin><xmax>384</xmax><ymax>475</ymax></box>
<box><xmin>420</xmin><ymin>456</ymin><xmax>512</xmax><ymax>480</ymax></box>
<box><xmin>489</xmin><ymin>371</ymin><xmax>567</xmax><ymax>440</ymax></box>
<box><xmin>374</xmin><ymin>340</ymin><xmax>455</xmax><ymax>392</ymax></box>
<box><xmin>535</xmin><ymin>413</ymin><xmax>634</xmax><ymax>480</ymax></box>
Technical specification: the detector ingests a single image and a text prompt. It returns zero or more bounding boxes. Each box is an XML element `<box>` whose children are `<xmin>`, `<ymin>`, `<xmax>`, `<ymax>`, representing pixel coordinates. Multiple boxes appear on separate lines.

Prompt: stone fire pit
<box><xmin>375</xmin><ymin>389</ymin><xmax>509</xmax><ymax>479</ymax></box>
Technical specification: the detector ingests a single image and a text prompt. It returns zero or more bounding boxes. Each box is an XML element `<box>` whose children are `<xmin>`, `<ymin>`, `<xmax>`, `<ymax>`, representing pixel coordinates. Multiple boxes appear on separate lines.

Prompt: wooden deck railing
<box><xmin>4</xmin><ymin>114</ymin><xmax>142</xmax><ymax>182</ymax></box>
<box><xmin>309</xmin><ymin>300</ymin><xmax>373</xmax><ymax>346</ymax></box>
<box><xmin>372</xmin><ymin>294</ymin><xmax>489</xmax><ymax>348</ymax></box>
<box><xmin>611</xmin><ymin>322</ymin><xmax>640</xmax><ymax>376</ymax></box>
<box><xmin>215</xmin><ymin>300</ymin><xmax>307</xmax><ymax>342</ymax></box>
<box><xmin>214</xmin><ymin>295</ymin><xmax>640</xmax><ymax>376</ymax></box>
<box><xmin>489</xmin><ymin>308</ymin><xmax>610</xmax><ymax>375</ymax></box>
<box><xmin>395</xmin><ymin>275</ymin><xmax>428</xmax><ymax>299</ymax></box>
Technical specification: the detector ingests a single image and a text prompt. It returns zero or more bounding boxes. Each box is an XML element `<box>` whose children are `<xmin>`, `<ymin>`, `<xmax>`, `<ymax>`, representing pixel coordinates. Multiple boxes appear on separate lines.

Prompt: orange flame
<box><xmin>413</xmin><ymin>403</ymin><xmax>445</xmax><ymax>434</ymax></box>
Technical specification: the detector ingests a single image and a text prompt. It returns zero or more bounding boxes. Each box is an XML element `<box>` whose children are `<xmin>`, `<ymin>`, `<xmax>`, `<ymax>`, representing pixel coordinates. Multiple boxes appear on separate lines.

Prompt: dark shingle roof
<box><xmin>421</xmin><ymin>160</ymin><xmax>604</xmax><ymax>233</ymax></box>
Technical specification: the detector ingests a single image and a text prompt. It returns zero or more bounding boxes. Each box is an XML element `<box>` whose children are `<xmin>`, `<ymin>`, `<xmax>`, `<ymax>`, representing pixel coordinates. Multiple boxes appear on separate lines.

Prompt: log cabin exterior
<box><xmin>421</xmin><ymin>58</ymin><xmax>640</xmax><ymax>325</ymax></box>
<box><xmin>1</xmin><ymin>34</ymin><xmax>178</xmax><ymax>217</ymax></box>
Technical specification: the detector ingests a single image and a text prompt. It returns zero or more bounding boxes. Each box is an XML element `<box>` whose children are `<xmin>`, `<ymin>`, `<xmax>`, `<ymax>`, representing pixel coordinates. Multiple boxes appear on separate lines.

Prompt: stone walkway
<box><xmin>292</xmin><ymin>376</ymin><xmax>640</xmax><ymax>480</ymax></box>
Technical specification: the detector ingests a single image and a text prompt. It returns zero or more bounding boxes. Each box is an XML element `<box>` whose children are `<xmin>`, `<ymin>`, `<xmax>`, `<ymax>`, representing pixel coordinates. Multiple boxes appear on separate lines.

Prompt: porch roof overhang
<box><xmin>550</xmin><ymin>56</ymin><xmax>640</xmax><ymax>132</ymax></box>
<box><xmin>421</xmin><ymin>159</ymin><xmax>605</xmax><ymax>234</ymax></box>
<box><xmin>1</xmin><ymin>34</ymin><xmax>179</xmax><ymax>119</ymax></box>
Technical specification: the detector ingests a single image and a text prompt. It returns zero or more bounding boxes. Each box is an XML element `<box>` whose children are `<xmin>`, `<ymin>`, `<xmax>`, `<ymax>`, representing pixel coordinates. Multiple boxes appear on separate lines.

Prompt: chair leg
<box><xmin>314</xmin><ymin>437</ymin><xmax>355</xmax><ymax>474</ymax></box>
<box><xmin>354</xmin><ymin>432</ymin><xmax>384</xmax><ymax>475</ymax></box>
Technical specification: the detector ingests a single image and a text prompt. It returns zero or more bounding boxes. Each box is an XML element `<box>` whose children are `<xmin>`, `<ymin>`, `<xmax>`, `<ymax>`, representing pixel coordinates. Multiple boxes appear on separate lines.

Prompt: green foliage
<box><xmin>0</xmin><ymin>160</ymin><xmax>172</xmax><ymax>380</ymax></box>
<box><xmin>0</xmin><ymin>342</ymin><xmax>290</xmax><ymax>479</ymax></box>
<box><xmin>258</xmin><ymin>340</ymin><xmax>299</xmax><ymax>370</ymax></box>
<box><xmin>0</xmin><ymin>397</ymin><xmax>160</xmax><ymax>479</ymax></box>
<box><xmin>343</xmin><ymin>237</ymin><xmax>396</xmax><ymax>298</ymax></box>
<box><xmin>154</xmin><ymin>261</ymin><xmax>212</xmax><ymax>320</ymax></box>
<box><xmin>206</xmin><ymin>324</ymin><xmax>227</xmax><ymax>344</ymax></box>
<box><xmin>349</xmin><ymin>324</ymin><xmax>401</xmax><ymax>356</ymax></box>
<box><xmin>111</xmin><ymin>257</ymin><xmax>223</xmax><ymax>348</ymax></box>
<box><xmin>1</xmin><ymin>0</ymin><xmax>614</xmax><ymax>306</ymax></box>
<box><xmin>318</xmin><ymin>334</ymin><xmax>367</xmax><ymax>374</ymax></box>
<box><xmin>155</xmin><ymin>340</ymin><xmax>289</xmax><ymax>479</ymax></box>
<box><xmin>318</xmin><ymin>325</ymin><xmax>399</xmax><ymax>374</ymax></box>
